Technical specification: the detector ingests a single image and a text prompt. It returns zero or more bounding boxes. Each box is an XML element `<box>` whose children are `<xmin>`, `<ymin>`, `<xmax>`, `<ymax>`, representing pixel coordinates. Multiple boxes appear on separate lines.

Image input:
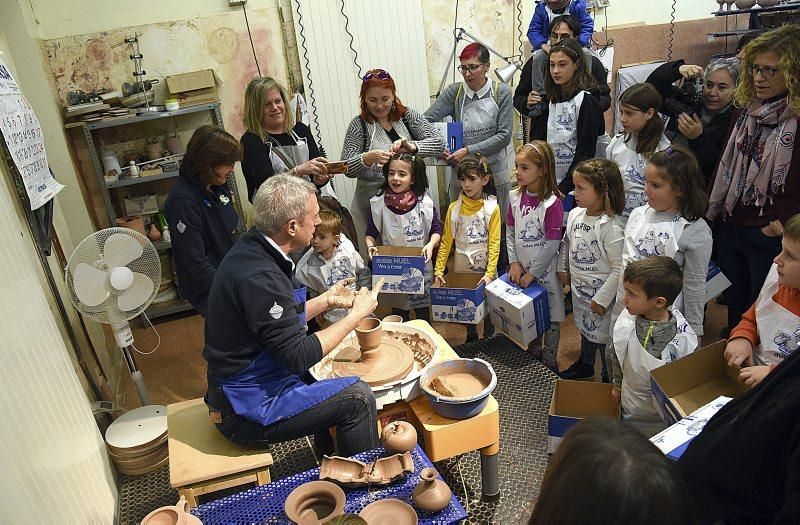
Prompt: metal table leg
<box><xmin>479</xmin><ymin>441</ymin><xmax>500</xmax><ymax>502</ymax></box>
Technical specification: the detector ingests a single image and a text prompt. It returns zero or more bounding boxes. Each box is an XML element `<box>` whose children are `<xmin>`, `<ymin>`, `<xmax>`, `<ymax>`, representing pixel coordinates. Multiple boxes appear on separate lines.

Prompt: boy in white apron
<box><xmin>296</xmin><ymin>211</ymin><xmax>371</xmax><ymax>327</ymax></box>
<box><xmin>610</xmin><ymin>256</ymin><xmax>698</xmax><ymax>437</ymax></box>
<box><xmin>724</xmin><ymin>214</ymin><xmax>800</xmax><ymax>387</ymax></box>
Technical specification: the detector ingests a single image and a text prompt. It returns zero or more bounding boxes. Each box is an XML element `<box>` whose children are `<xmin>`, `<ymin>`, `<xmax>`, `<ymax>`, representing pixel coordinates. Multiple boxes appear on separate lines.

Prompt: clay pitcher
<box><xmin>355</xmin><ymin>318</ymin><xmax>382</xmax><ymax>351</ymax></box>
<box><xmin>411</xmin><ymin>468</ymin><xmax>452</xmax><ymax>513</ymax></box>
<box><xmin>381</xmin><ymin>421</ymin><xmax>417</xmax><ymax>454</ymax></box>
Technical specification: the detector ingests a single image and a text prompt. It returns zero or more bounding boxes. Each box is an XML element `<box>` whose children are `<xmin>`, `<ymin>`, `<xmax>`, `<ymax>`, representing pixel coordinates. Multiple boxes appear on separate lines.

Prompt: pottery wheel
<box><xmin>332</xmin><ymin>338</ymin><xmax>415</xmax><ymax>386</ymax></box>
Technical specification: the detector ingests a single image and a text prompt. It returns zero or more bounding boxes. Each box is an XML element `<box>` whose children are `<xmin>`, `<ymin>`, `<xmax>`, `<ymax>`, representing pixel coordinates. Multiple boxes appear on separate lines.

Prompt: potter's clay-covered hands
<box><xmin>351</xmin><ymin>287</ymin><xmax>378</xmax><ymax>319</ymax></box>
<box><xmin>326</xmin><ymin>277</ymin><xmax>357</xmax><ymax>309</ymax></box>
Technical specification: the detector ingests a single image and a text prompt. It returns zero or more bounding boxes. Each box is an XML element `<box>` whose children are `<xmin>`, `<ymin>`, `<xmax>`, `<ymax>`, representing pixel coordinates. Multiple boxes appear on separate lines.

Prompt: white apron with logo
<box><xmin>612</xmin><ymin>206</ymin><xmax>689</xmax><ymax>326</ymax></box>
<box><xmin>511</xmin><ymin>191</ymin><xmax>565</xmax><ymax>322</ymax></box>
<box><xmin>547</xmin><ymin>91</ymin><xmax>585</xmax><ymax>185</ymax></box>
<box><xmin>269</xmin><ymin>130</ymin><xmax>337</xmax><ymax>199</ymax></box>
<box><xmin>370</xmin><ymin>193</ymin><xmax>434</xmax><ymax>310</ymax></box>
<box><xmin>456</xmin><ymin>82</ymin><xmax>511</xmax><ymax>214</ymax></box>
<box><xmin>567</xmin><ymin>208</ymin><xmax>616</xmax><ymax>343</ymax></box>
<box><xmin>753</xmin><ymin>264</ymin><xmax>800</xmax><ymax>366</ymax></box>
<box><xmin>613</xmin><ymin>307</ymin><xmax>697</xmax><ymax>432</ymax></box>
<box><xmin>607</xmin><ymin>134</ymin><xmax>670</xmax><ymax>221</ymax></box>
<box><xmin>450</xmin><ymin>195</ymin><xmax>498</xmax><ymax>274</ymax></box>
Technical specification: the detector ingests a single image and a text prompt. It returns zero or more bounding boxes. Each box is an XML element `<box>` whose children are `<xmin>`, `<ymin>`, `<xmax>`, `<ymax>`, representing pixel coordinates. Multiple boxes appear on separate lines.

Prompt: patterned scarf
<box><xmin>708</xmin><ymin>96</ymin><xmax>797</xmax><ymax>220</ymax></box>
<box><xmin>384</xmin><ymin>189</ymin><xmax>418</xmax><ymax>213</ymax></box>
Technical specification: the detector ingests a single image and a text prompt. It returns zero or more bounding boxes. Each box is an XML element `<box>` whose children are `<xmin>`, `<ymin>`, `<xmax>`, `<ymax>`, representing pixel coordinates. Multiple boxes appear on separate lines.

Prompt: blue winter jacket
<box><xmin>527</xmin><ymin>0</ymin><xmax>594</xmax><ymax>50</ymax></box>
<box><xmin>163</xmin><ymin>174</ymin><xmax>239</xmax><ymax>316</ymax></box>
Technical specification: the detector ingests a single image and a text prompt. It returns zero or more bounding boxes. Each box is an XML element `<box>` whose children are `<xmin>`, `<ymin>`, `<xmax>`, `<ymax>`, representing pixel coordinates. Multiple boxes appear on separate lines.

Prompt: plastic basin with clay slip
<box><xmin>419</xmin><ymin>358</ymin><xmax>497</xmax><ymax>419</ymax></box>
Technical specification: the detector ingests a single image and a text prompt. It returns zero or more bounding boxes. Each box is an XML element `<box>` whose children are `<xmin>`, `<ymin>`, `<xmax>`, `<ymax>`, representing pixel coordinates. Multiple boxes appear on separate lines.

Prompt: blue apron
<box><xmin>215</xmin><ymin>282</ymin><xmax>358</xmax><ymax>426</ymax></box>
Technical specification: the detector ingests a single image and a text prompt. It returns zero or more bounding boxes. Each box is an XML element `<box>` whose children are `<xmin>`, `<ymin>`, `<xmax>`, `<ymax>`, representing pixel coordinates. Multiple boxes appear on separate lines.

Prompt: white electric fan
<box><xmin>65</xmin><ymin>227</ymin><xmax>161</xmax><ymax>405</ymax></box>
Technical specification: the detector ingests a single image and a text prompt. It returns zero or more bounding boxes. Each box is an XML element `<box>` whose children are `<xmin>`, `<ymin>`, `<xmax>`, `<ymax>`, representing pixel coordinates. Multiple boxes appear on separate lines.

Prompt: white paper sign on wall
<box><xmin>0</xmin><ymin>58</ymin><xmax>64</xmax><ymax>210</ymax></box>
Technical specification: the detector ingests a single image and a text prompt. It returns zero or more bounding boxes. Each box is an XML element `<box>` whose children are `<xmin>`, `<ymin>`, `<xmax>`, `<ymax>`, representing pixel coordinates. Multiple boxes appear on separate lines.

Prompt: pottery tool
<box><xmin>429</xmin><ymin>376</ymin><xmax>458</xmax><ymax>397</ymax></box>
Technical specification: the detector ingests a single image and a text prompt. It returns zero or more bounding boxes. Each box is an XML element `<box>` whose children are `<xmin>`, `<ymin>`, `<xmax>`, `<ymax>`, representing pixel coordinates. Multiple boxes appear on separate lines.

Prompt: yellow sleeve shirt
<box><xmin>434</xmin><ymin>195</ymin><xmax>502</xmax><ymax>279</ymax></box>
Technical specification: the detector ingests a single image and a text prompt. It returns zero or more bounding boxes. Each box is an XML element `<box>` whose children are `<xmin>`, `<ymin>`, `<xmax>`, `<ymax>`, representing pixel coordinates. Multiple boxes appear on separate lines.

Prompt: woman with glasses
<box><xmin>646</xmin><ymin>57</ymin><xmax>739</xmax><ymax>185</ymax></box>
<box><xmin>241</xmin><ymin>77</ymin><xmax>334</xmax><ymax>203</ymax></box>
<box><xmin>707</xmin><ymin>25</ymin><xmax>800</xmax><ymax>336</ymax></box>
<box><xmin>424</xmin><ymin>42</ymin><xmax>514</xmax><ymax>218</ymax></box>
<box><xmin>529</xmin><ymin>38</ymin><xmax>604</xmax><ymax>194</ymax></box>
<box><xmin>340</xmin><ymin>69</ymin><xmax>444</xmax><ymax>236</ymax></box>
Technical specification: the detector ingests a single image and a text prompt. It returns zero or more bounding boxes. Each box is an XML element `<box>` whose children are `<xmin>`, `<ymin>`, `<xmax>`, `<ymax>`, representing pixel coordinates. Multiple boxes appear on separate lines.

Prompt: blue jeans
<box><xmin>214</xmin><ymin>380</ymin><xmax>379</xmax><ymax>457</ymax></box>
<box><xmin>716</xmin><ymin>221</ymin><xmax>782</xmax><ymax>330</ymax></box>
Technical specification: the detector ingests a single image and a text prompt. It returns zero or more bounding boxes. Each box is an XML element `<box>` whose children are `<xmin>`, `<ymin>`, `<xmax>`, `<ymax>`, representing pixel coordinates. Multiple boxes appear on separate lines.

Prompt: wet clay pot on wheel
<box><xmin>381</xmin><ymin>421</ymin><xmax>418</xmax><ymax>454</ymax></box>
<box><xmin>412</xmin><ymin>467</ymin><xmax>452</xmax><ymax>513</ymax></box>
<box><xmin>355</xmin><ymin>318</ymin><xmax>382</xmax><ymax>351</ymax></box>
<box><xmin>284</xmin><ymin>480</ymin><xmax>346</xmax><ymax>524</ymax></box>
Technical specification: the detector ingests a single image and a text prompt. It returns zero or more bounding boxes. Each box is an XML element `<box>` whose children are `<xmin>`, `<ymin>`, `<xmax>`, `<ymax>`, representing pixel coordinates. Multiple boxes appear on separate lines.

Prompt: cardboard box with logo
<box><xmin>431</xmin><ymin>122</ymin><xmax>463</xmax><ymax>166</ymax></box>
<box><xmin>650</xmin><ymin>341</ymin><xmax>749</xmax><ymax>426</ymax></box>
<box><xmin>431</xmin><ymin>273</ymin><xmax>486</xmax><ymax>324</ymax></box>
<box><xmin>371</xmin><ymin>246</ymin><xmax>426</xmax><ymax>295</ymax></box>
<box><xmin>705</xmin><ymin>261</ymin><xmax>732</xmax><ymax>303</ymax></box>
<box><xmin>548</xmin><ymin>379</ymin><xmax>620</xmax><ymax>454</ymax></box>
<box><xmin>650</xmin><ymin>395</ymin><xmax>733</xmax><ymax>461</ymax></box>
<box><xmin>486</xmin><ymin>273</ymin><xmax>550</xmax><ymax>349</ymax></box>
<box><xmin>124</xmin><ymin>194</ymin><xmax>158</xmax><ymax>216</ymax></box>
<box><xmin>165</xmin><ymin>69</ymin><xmax>220</xmax><ymax>108</ymax></box>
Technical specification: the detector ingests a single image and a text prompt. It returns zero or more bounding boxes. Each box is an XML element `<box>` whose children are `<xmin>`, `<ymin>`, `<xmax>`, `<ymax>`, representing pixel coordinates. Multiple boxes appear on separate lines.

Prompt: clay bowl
<box><xmin>359</xmin><ymin>498</ymin><xmax>418</xmax><ymax>524</ymax></box>
<box><xmin>381</xmin><ymin>421</ymin><xmax>418</xmax><ymax>454</ymax></box>
<box><xmin>320</xmin><ymin>455</ymin><xmax>369</xmax><ymax>487</ymax></box>
<box><xmin>355</xmin><ymin>318</ymin><xmax>383</xmax><ymax>351</ymax></box>
<box><xmin>382</xmin><ymin>314</ymin><xmax>404</xmax><ymax>324</ymax></box>
<box><xmin>284</xmin><ymin>480</ymin><xmax>346</xmax><ymax>524</ymax></box>
<box><xmin>419</xmin><ymin>358</ymin><xmax>497</xmax><ymax>419</ymax></box>
<box><xmin>735</xmin><ymin>0</ymin><xmax>756</xmax><ymax>7</ymax></box>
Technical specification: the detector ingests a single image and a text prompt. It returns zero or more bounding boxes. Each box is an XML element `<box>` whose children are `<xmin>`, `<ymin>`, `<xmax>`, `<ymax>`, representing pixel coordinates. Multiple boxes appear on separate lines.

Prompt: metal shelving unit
<box><xmin>709</xmin><ymin>2</ymin><xmax>800</xmax><ymax>37</ymax></box>
<box><xmin>77</xmin><ymin>102</ymin><xmax>245</xmax><ymax>320</ymax></box>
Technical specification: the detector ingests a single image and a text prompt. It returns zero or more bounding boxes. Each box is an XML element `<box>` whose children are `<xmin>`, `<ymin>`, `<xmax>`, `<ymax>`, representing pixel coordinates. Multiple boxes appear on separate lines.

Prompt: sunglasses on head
<box><xmin>363</xmin><ymin>70</ymin><xmax>391</xmax><ymax>82</ymax></box>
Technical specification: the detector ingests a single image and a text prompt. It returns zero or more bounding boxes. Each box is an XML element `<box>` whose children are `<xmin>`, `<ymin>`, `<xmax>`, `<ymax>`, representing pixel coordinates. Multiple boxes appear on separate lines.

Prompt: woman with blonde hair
<box><xmin>240</xmin><ymin>77</ymin><xmax>333</xmax><ymax>202</ymax></box>
<box><xmin>707</xmin><ymin>25</ymin><xmax>800</xmax><ymax>336</ymax></box>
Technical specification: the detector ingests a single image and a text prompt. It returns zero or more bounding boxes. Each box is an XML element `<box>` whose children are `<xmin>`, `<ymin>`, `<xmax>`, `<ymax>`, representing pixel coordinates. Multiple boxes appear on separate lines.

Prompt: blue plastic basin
<box><xmin>419</xmin><ymin>358</ymin><xmax>497</xmax><ymax>419</ymax></box>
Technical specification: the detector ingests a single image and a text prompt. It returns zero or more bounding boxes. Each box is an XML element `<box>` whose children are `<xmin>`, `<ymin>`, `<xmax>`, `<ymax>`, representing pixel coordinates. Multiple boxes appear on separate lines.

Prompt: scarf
<box><xmin>384</xmin><ymin>189</ymin><xmax>418</xmax><ymax>213</ymax></box>
<box><xmin>707</xmin><ymin>96</ymin><xmax>797</xmax><ymax>220</ymax></box>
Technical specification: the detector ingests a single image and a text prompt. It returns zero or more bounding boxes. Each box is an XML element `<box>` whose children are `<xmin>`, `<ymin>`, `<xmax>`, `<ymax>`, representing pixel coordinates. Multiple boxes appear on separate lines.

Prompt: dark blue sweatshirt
<box><xmin>163</xmin><ymin>174</ymin><xmax>239</xmax><ymax>315</ymax></box>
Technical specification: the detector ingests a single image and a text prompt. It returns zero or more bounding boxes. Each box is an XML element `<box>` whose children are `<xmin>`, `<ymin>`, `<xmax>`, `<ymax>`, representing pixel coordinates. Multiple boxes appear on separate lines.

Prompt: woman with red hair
<box><xmin>340</xmin><ymin>69</ymin><xmax>444</xmax><ymax>233</ymax></box>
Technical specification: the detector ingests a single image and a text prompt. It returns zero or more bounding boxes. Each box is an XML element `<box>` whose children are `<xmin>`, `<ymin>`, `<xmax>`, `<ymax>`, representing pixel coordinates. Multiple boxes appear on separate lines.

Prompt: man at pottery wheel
<box><xmin>203</xmin><ymin>174</ymin><xmax>380</xmax><ymax>457</ymax></box>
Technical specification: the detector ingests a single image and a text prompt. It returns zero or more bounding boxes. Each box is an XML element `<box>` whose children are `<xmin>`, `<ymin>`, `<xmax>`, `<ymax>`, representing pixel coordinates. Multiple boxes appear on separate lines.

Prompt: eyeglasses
<box><xmin>457</xmin><ymin>63</ymin><xmax>486</xmax><ymax>74</ymax></box>
<box><xmin>550</xmin><ymin>32</ymin><xmax>573</xmax><ymax>42</ymax></box>
<box><xmin>748</xmin><ymin>65</ymin><xmax>781</xmax><ymax>79</ymax></box>
<box><xmin>363</xmin><ymin>70</ymin><xmax>391</xmax><ymax>82</ymax></box>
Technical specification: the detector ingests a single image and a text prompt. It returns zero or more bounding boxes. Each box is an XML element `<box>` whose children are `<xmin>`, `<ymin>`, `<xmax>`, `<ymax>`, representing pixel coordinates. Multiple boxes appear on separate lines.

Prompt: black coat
<box><xmin>677</xmin><ymin>348</ymin><xmax>800</xmax><ymax>523</ymax></box>
<box><xmin>646</xmin><ymin>60</ymin><xmax>734</xmax><ymax>185</ymax></box>
<box><xmin>163</xmin><ymin>175</ymin><xmax>239</xmax><ymax>315</ymax></box>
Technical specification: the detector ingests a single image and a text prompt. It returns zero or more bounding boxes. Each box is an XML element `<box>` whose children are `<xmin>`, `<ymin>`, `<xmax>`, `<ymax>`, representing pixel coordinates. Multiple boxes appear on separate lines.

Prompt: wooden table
<box><xmin>377</xmin><ymin>320</ymin><xmax>501</xmax><ymax>501</ymax></box>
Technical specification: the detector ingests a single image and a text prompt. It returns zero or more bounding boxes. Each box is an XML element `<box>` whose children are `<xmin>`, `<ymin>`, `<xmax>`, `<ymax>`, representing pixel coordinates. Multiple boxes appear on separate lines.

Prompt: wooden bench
<box><xmin>167</xmin><ymin>398</ymin><xmax>273</xmax><ymax>507</ymax></box>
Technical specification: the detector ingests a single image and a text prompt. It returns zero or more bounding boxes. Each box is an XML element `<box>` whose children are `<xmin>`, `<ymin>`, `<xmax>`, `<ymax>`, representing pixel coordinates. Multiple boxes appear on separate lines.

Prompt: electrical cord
<box><xmin>667</xmin><ymin>0</ymin><xmax>677</xmax><ymax>60</ymax></box>
<box><xmin>241</xmin><ymin>3</ymin><xmax>262</xmax><ymax>77</ymax></box>
<box><xmin>453</xmin><ymin>0</ymin><xmax>459</xmax><ymax>84</ymax></box>
<box><xmin>591</xmin><ymin>7</ymin><xmax>614</xmax><ymax>56</ymax></box>
<box><xmin>339</xmin><ymin>0</ymin><xmax>362</xmax><ymax>79</ymax></box>
<box><xmin>293</xmin><ymin>0</ymin><xmax>325</xmax><ymax>149</ymax></box>
<box><xmin>131</xmin><ymin>312</ymin><xmax>161</xmax><ymax>356</ymax></box>
<box><xmin>515</xmin><ymin>0</ymin><xmax>524</xmax><ymax>60</ymax></box>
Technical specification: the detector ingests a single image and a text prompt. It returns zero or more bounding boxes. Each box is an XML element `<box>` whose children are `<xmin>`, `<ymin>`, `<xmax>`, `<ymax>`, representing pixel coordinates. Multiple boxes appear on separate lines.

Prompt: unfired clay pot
<box><xmin>411</xmin><ymin>467</ymin><xmax>452</xmax><ymax>513</ymax></box>
<box><xmin>284</xmin><ymin>480</ymin><xmax>346</xmax><ymax>524</ymax></box>
<box><xmin>735</xmin><ymin>0</ymin><xmax>756</xmax><ymax>8</ymax></box>
<box><xmin>140</xmin><ymin>495</ymin><xmax>201</xmax><ymax>525</ymax></box>
<box><xmin>757</xmin><ymin>0</ymin><xmax>779</xmax><ymax>6</ymax></box>
<box><xmin>381</xmin><ymin>421</ymin><xmax>418</xmax><ymax>454</ymax></box>
<box><xmin>355</xmin><ymin>318</ymin><xmax>382</xmax><ymax>351</ymax></box>
<box><xmin>116</xmin><ymin>215</ymin><xmax>147</xmax><ymax>236</ymax></box>
<box><xmin>382</xmin><ymin>314</ymin><xmax>403</xmax><ymax>324</ymax></box>
<box><xmin>145</xmin><ymin>142</ymin><xmax>163</xmax><ymax>161</ymax></box>
<box><xmin>359</xmin><ymin>499</ymin><xmax>417</xmax><ymax>524</ymax></box>
<box><xmin>165</xmin><ymin>136</ymin><xmax>185</xmax><ymax>155</ymax></box>
<box><xmin>148</xmin><ymin>224</ymin><xmax>162</xmax><ymax>241</ymax></box>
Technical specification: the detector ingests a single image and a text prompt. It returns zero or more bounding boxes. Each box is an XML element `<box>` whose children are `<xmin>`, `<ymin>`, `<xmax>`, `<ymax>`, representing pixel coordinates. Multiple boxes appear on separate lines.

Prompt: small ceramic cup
<box><xmin>355</xmin><ymin>318</ymin><xmax>383</xmax><ymax>351</ymax></box>
<box><xmin>382</xmin><ymin>314</ymin><xmax>404</xmax><ymax>324</ymax></box>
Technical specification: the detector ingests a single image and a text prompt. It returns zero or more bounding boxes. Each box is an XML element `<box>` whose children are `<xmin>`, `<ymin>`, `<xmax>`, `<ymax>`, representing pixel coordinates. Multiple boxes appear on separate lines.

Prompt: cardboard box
<box><xmin>124</xmin><ymin>194</ymin><xmax>158</xmax><ymax>216</ymax></box>
<box><xmin>431</xmin><ymin>273</ymin><xmax>487</xmax><ymax>324</ymax></box>
<box><xmin>561</xmin><ymin>191</ymin><xmax>575</xmax><ymax>227</ymax></box>
<box><xmin>650</xmin><ymin>341</ymin><xmax>748</xmax><ymax>426</ymax></box>
<box><xmin>706</xmin><ymin>261</ymin><xmax>732</xmax><ymax>303</ymax></box>
<box><xmin>650</xmin><ymin>395</ymin><xmax>732</xmax><ymax>461</ymax></box>
<box><xmin>165</xmin><ymin>69</ymin><xmax>220</xmax><ymax>107</ymax></box>
<box><xmin>431</xmin><ymin>122</ymin><xmax>464</xmax><ymax>165</ymax></box>
<box><xmin>372</xmin><ymin>246</ymin><xmax>426</xmax><ymax>295</ymax></box>
<box><xmin>486</xmin><ymin>273</ymin><xmax>550</xmax><ymax>349</ymax></box>
<box><xmin>548</xmin><ymin>379</ymin><xmax>621</xmax><ymax>454</ymax></box>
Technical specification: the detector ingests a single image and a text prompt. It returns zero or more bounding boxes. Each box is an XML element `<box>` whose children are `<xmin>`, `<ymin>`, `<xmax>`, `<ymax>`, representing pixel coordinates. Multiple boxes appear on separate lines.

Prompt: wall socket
<box><xmin>229</xmin><ymin>0</ymin><xmax>247</xmax><ymax>5</ymax></box>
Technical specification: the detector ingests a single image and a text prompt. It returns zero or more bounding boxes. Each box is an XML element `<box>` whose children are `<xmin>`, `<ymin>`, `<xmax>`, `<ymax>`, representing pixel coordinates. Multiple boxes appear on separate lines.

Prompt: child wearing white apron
<box><xmin>435</xmin><ymin>155</ymin><xmax>502</xmax><ymax>341</ymax></box>
<box><xmin>606</xmin><ymin>133</ymin><xmax>670</xmax><ymax>221</ymax></box>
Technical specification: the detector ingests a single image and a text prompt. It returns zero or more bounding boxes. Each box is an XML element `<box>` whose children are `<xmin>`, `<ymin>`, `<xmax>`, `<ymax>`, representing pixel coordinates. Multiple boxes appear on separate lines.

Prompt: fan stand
<box><xmin>113</xmin><ymin>321</ymin><xmax>151</xmax><ymax>405</ymax></box>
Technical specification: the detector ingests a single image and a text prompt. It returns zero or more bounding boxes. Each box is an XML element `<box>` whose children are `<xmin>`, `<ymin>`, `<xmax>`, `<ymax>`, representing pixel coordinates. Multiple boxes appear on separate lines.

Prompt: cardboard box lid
<box><xmin>375</xmin><ymin>246</ymin><xmax>424</xmax><ymax>258</ymax></box>
<box><xmin>165</xmin><ymin>69</ymin><xmax>220</xmax><ymax>93</ymax></box>
<box><xmin>651</xmin><ymin>341</ymin><xmax>748</xmax><ymax>417</ymax></box>
<box><xmin>550</xmin><ymin>379</ymin><xmax>620</xmax><ymax>419</ymax></box>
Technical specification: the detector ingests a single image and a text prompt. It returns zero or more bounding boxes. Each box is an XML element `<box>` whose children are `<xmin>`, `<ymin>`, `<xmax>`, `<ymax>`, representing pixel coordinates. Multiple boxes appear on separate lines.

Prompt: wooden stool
<box><xmin>167</xmin><ymin>398</ymin><xmax>273</xmax><ymax>507</ymax></box>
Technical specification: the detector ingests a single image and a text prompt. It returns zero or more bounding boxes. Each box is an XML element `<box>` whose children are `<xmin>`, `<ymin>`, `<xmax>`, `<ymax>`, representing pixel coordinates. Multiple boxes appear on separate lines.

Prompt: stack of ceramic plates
<box><xmin>105</xmin><ymin>405</ymin><xmax>168</xmax><ymax>476</ymax></box>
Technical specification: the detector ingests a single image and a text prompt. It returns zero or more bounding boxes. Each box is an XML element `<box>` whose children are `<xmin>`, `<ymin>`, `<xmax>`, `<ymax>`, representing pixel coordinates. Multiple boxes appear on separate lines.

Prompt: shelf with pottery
<box><xmin>712</xmin><ymin>1</ymin><xmax>800</xmax><ymax>16</ymax></box>
<box><xmin>105</xmin><ymin>170</ymin><xmax>180</xmax><ymax>188</ymax></box>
